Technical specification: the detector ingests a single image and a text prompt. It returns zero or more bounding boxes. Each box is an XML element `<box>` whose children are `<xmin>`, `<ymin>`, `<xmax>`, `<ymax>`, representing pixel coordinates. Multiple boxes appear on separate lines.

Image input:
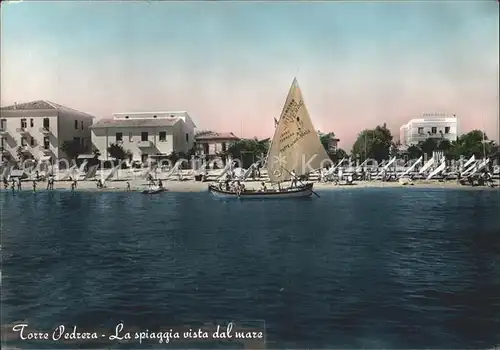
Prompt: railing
<box><xmin>39</xmin><ymin>127</ymin><xmax>51</xmax><ymax>133</ymax></box>
<box><xmin>16</xmin><ymin>127</ymin><xmax>29</xmax><ymax>133</ymax></box>
<box><xmin>0</xmin><ymin>127</ymin><xmax>7</xmax><ymax>134</ymax></box>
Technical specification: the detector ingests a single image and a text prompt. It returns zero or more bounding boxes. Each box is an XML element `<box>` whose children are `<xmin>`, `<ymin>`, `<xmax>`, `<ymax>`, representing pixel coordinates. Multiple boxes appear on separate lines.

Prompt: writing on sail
<box><xmin>279</xmin><ymin>98</ymin><xmax>311</xmax><ymax>153</ymax></box>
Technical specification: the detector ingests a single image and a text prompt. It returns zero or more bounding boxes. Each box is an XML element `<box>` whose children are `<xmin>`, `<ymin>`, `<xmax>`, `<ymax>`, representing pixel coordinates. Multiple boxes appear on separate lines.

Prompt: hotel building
<box><xmin>0</xmin><ymin>100</ymin><xmax>95</xmax><ymax>162</ymax></box>
<box><xmin>399</xmin><ymin>113</ymin><xmax>459</xmax><ymax>146</ymax></box>
<box><xmin>90</xmin><ymin>111</ymin><xmax>196</xmax><ymax>163</ymax></box>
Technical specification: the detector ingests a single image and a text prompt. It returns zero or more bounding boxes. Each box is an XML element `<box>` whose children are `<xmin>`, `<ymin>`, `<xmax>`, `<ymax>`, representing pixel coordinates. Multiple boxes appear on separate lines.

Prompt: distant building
<box><xmin>90</xmin><ymin>111</ymin><xmax>196</xmax><ymax>163</ymax></box>
<box><xmin>0</xmin><ymin>100</ymin><xmax>95</xmax><ymax>162</ymax></box>
<box><xmin>194</xmin><ymin>132</ymin><xmax>240</xmax><ymax>158</ymax></box>
<box><xmin>399</xmin><ymin>113</ymin><xmax>458</xmax><ymax>146</ymax></box>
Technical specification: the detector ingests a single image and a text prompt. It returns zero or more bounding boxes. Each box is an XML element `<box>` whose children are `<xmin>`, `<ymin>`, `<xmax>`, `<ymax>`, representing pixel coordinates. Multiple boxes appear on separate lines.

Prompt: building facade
<box><xmin>194</xmin><ymin>132</ymin><xmax>240</xmax><ymax>158</ymax></box>
<box><xmin>90</xmin><ymin>111</ymin><xmax>196</xmax><ymax>163</ymax></box>
<box><xmin>399</xmin><ymin>113</ymin><xmax>459</xmax><ymax>146</ymax></box>
<box><xmin>0</xmin><ymin>100</ymin><xmax>95</xmax><ymax>162</ymax></box>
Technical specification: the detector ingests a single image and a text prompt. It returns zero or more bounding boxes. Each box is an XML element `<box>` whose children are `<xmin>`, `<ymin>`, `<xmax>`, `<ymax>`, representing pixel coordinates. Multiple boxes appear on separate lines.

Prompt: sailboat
<box><xmin>208</xmin><ymin>78</ymin><xmax>330</xmax><ymax>199</ymax></box>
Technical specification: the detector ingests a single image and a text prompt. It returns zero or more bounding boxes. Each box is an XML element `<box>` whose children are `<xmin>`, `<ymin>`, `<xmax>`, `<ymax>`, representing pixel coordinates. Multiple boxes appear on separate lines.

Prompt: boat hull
<box><xmin>208</xmin><ymin>183</ymin><xmax>314</xmax><ymax>199</ymax></box>
<box><xmin>141</xmin><ymin>187</ymin><xmax>166</xmax><ymax>194</ymax></box>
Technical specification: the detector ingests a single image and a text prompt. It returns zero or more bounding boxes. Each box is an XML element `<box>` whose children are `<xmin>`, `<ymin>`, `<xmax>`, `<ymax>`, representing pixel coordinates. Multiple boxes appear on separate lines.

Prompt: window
<box><xmin>141</xmin><ymin>154</ymin><xmax>148</xmax><ymax>163</ymax></box>
<box><xmin>43</xmin><ymin>136</ymin><xmax>50</xmax><ymax>149</ymax></box>
<box><xmin>417</xmin><ymin>127</ymin><xmax>424</xmax><ymax>134</ymax></box>
<box><xmin>116</xmin><ymin>132</ymin><xmax>123</xmax><ymax>142</ymax></box>
<box><xmin>21</xmin><ymin>137</ymin><xmax>27</xmax><ymax>146</ymax></box>
<box><xmin>21</xmin><ymin>118</ymin><xmax>27</xmax><ymax>128</ymax></box>
<box><xmin>222</xmin><ymin>142</ymin><xmax>227</xmax><ymax>152</ymax></box>
<box><xmin>81</xmin><ymin>121</ymin><xmax>84</xmax><ymax>130</ymax></box>
<box><xmin>153</xmin><ymin>115</ymin><xmax>157</xmax><ymax>118</ymax></box>
<box><xmin>30</xmin><ymin>118</ymin><xmax>34</xmax><ymax>127</ymax></box>
<box><xmin>128</xmin><ymin>132</ymin><xmax>133</xmax><ymax>142</ymax></box>
<box><xmin>30</xmin><ymin>137</ymin><xmax>35</xmax><ymax>146</ymax></box>
<box><xmin>445</xmin><ymin>127</ymin><xmax>450</xmax><ymax>134</ymax></box>
<box><xmin>125</xmin><ymin>116</ymin><xmax>129</xmax><ymax>119</ymax></box>
<box><xmin>141</xmin><ymin>132</ymin><xmax>148</xmax><ymax>141</ymax></box>
<box><xmin>43</xmin><ymin>118</ymin><xmax>50</xmax><ymax>128</ymax></box>
<box><xmin>185</xmin><ymin>133</ymin><xmax>189</xmax><ymax>142</ymax></box>
<box><xmin>159</xmin><ymin>131</ymin><xmax>166</xmax><ymax>142</ymax></box>
<box><xmin>431</xmin><ymin>127</ymin><xmax>437</xmax><ymax>134</ymax></box>
<box><xmin>74</xmin><ymin>120</ymin><xmax>78</xmax><ymax>130</ymax></box>
<box><xmin>0</xmin><ymin>119</ymin><xmax>6</xmax><ymax>129</ymax></box>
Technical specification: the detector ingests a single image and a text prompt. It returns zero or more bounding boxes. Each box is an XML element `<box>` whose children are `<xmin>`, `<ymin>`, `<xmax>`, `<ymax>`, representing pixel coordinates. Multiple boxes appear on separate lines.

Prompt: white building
<box><xmin>399</xmin><ymin>113</ymin><xmax>459</xmax><ymax>146</ymax></box>
<box><xmin>90</xmin><ymin>111</ymin><xmax>196</xmax><ymax>163</ymax></box>
<box><xmin>0</xmin><ymin>100</ymin><xmax>95</xmax><ymax>162</ymax></box>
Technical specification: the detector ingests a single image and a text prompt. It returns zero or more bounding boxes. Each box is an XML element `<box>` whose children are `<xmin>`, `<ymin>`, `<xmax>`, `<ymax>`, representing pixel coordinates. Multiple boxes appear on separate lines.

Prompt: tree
<box><xmin>406</xmin><ymin>145</ymin><xmax>422</xmax><ymax>159</ymax></box>
<box><xmin>448</xmin><ymin>130</ymin><xmax>495</xmax><ymax>159</ymax></box>
<box><xmin>107</xmin><ymin>143</ymin><xmax>127</xmax><ymax>160</ymax></box>
<box><xmin>351</xmin><ymin>123</ymin><xmax>393</xmax><ymax>162</ymax></box>
<box><xmin>417</xmin><ymin>138</ymin><xmax>438</xmax><ymax>157</ymax></box>
<box><xmin>61</xmin><ymin>140</ymin><xmax>84</xmax><ymax>161</ymax></box>
<box><xmin>227</xmin><ymin>138</ymin><xmax>270</xmax><ymax>160</ymax></box>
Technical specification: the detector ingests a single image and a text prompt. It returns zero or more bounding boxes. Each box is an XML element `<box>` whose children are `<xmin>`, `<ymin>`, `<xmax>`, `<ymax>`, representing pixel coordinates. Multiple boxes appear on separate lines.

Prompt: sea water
<box><xmin>1</xmin><ymin>188</ymin><xmax>500</xmax><ymax>349</ymax></box>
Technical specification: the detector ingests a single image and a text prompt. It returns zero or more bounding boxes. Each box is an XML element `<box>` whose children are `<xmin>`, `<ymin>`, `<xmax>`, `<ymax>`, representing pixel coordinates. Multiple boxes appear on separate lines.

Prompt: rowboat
<box><xmin>208</xmin><ymin>183</ymin><xmax>313</xmax><ymax>199</ymax></box>
<box><xmin>141</xmin><ymin>186</ymin><xmax>165</xmax><ymax>194</ymax></box>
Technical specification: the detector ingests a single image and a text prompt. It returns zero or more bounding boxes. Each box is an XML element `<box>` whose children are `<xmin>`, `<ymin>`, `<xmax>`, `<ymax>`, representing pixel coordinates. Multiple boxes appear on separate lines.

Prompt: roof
<box><xmin>0</xmin><ymin>100</ymin><xmax>95</xmax><ymax>118</ymax></box>
<box><xmin>90</xmin><ymin>118</ymin><xmax>180</xmax><ymax>129</ymax></box>
<box><xmin>195</xmin><ymin>132</ymin><xmax>240</xmax><ymax>141</ymax></box>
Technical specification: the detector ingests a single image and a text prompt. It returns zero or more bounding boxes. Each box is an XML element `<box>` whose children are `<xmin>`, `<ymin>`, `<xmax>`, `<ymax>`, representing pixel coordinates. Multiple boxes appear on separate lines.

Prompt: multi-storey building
<box><xmin>399</xmin><ymin>113</ymin><xmax>459</xmax><ymax>146</ymax></box>
<box><xmin>0</xmin><ymin>100</ymin><xmax>95</xmax><ymax>162</ymax></box>
<box><xmin>194</xmin><ymin>132</ymin><xmax>240</xmax><ymax>158</ymax></box>
<box><xmin>90</xmin><ymin>111</ymin><xmax>196</xmax><ymax>163</ymax></box>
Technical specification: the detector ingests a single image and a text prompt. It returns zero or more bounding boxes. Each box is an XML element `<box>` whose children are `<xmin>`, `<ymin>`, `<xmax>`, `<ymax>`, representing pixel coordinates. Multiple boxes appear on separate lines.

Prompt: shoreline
<box><xmin>1</xmin><ymin>179</ymin><xmax>499</xmax><ymax>193</ymax></box>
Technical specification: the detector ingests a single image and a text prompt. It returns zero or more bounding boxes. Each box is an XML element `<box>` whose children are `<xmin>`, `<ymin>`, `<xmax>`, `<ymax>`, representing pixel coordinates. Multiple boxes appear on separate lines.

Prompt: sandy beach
<box><xmin>3</xmin><ymin>178</ymin><xmax>499</xmax><ymax>193</ymax></box>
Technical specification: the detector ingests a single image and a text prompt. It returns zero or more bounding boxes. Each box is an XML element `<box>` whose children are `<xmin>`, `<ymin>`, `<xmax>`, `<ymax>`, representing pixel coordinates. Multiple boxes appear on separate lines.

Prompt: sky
<box><xmin>1</xmin><ymin>0</ymin><xmax>498</xmax><ymax>149</ymax></box>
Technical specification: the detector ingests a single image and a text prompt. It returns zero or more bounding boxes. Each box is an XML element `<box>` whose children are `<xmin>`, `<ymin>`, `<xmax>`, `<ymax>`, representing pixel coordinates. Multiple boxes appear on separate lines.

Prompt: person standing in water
<box><xmin>32</xmin><ymin>180</ymin><xmax>37</xmax><ymax>193</ymax></box>
<box><xmin>17</xmin><ymin>178</ymin><xmax>22</xmax><ymax>191</ymax></box>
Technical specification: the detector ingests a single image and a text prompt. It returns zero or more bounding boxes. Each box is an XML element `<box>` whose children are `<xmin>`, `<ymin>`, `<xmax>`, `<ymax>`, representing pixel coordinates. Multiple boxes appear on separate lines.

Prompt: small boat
<box><xmin>209</xmin><ymin>78</ymin><xmax>329</xmax><ymax>200</ymax></box>
<box><xmin>208</xmin><ymin>183</ymin><xmax>313</xmax><ymax>199</ymax></box>
<box><xmin>141</xmin><ymin>186</ymin><xmax>165</xmax><ymax>194</ymax></box>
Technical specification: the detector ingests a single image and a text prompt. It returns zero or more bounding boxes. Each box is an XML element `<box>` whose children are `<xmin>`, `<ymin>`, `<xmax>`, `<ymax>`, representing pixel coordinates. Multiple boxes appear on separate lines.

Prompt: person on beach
<box><xmin>32</xmin><ymin>180</ymin><xmax>37</xmax><ymax>193</ymax></box>
<box><xmin>17</xmin><ymin>178</ymin><xmax>22</xmax><ymax>191</ymax></box>
<box><xmin>126</xmin><ymin>181</ymin><xmax>131</xmax><ymax>191</ymax></box>
<box><xmin>11</xmin><ymin>180</ymin><xmax>15</xmax><ymax>193</ymax></box>
<box><xmin>71</xmin><ymin>181</ymin><xmax>75</xmax><ymax>191</ymax></box>
<box><xmin>260</xmin><ymin>182</ymin><xmax>267</xmax><ymax>191</ymax></box>
<box><xmin>3</xmin><ymin>177</ymin><xmax>8</xmax><ymax>190</ymax></box>
<box><xmin>290</xmin><ymin>170</ymin><xmax>298</xmax><ymax>188</ymax></box>
<box><xmin>158</xmin><ymin>179</ymin><xmax>163</xmax><ymax>188</ymax></box>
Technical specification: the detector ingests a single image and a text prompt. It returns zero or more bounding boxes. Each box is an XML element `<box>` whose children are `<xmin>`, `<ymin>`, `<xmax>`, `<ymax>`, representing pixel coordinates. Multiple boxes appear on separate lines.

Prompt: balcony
<box><xmin>0</xmin><ymin>127</ymin><xmax>8</xmax><ymax>136</ymax></box>
<box><xmin>16</xmin><ymin>127</ymin><xmax>29</xmax><ymax>135</ymax></box>
<box><xmin>137</xmin><ymin>140</ymin><xmax>152</xmax><ymax>148</ymax></box>
<box><xmin>39</xmin><ymin>127</ymin><xmax>51</xmax><ymax>134</ymax></box>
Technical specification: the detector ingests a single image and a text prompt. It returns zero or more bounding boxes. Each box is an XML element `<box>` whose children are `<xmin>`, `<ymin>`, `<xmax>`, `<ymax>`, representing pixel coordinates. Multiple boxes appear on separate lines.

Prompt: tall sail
<box><xmin>266</xmin><ymin>78</ymin><xmax>330</xmax><ymax>183</ymax></box>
